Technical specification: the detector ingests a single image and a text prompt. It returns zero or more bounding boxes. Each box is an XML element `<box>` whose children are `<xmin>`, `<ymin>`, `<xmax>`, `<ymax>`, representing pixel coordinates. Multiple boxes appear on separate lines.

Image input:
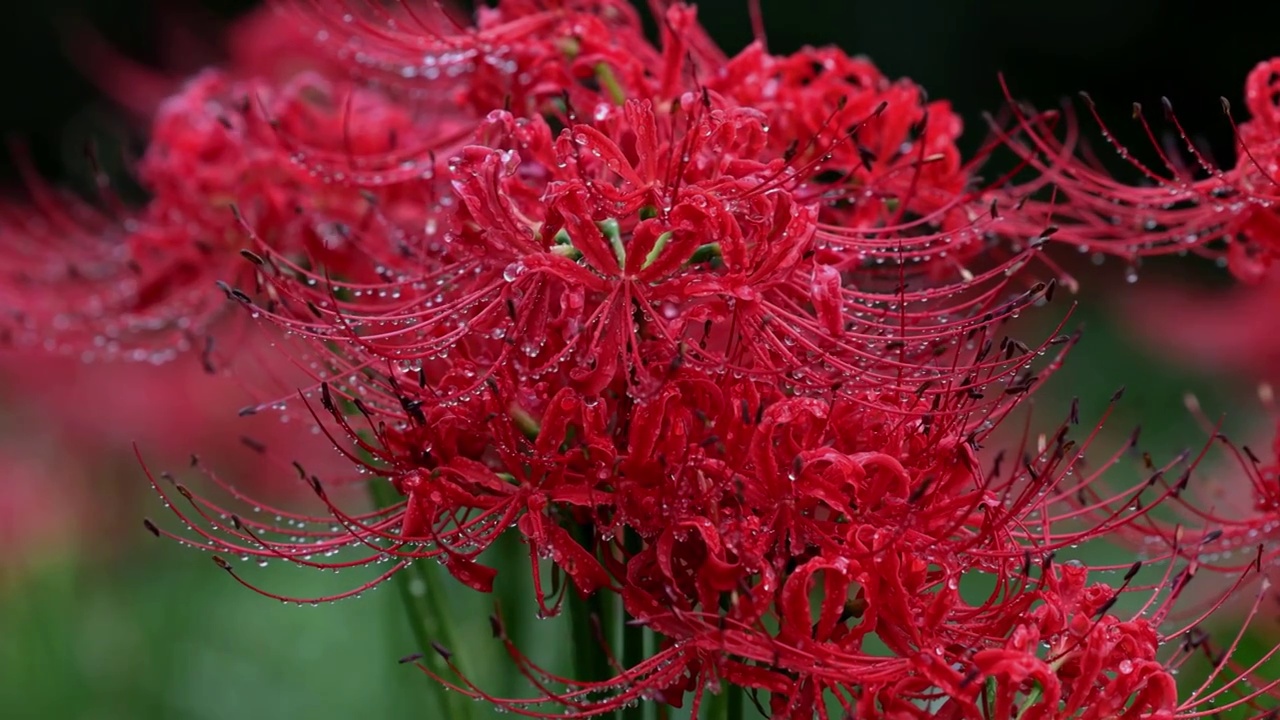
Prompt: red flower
<box><xmin>292</xmin><ymin>0</ymin><xmax>684</xmax><ymax>116</ymax></box>
<box><xmin>0</xmin><ymin>58</ymin><xmax>457</xmax><ymax>360</ymax></box>
<box><xmin>372</xmin><ymin>373</ymin><xmax>1279</xmax><ymax>719</ymax></box>
<box><xmin>246</xmin><ymin>68</ymin><xmax>1050</xmax><ymax>421</ymax></box>
<box><xmin>148</xmin><ymin>326</ymin><xmax>1265</xmax><ymax>717</ymax></box>
<box><xmin>1000</xmin><ymin>58</ymin><xmax>1280</xmax><ymax>283</ymax></box>
<box><xmin>22</xmin><ymin>2</ymin><xmax>1271</xmax><ymax>718</ymax></box>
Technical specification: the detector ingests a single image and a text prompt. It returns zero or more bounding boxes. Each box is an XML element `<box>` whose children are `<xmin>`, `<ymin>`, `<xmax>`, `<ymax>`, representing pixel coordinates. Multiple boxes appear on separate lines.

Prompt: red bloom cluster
<box><xmin>5</xmin><ymin>1</ymin><xmax>1279</xmax><ymax>718</ymax></box>
<box><xmin>1001</xmin><ymin>58</ymin><xmax>1280</xmax><ymax>283</ymax></box>
<box><xmin>1001</xmin><ymin>55</ymin><xmax>1280</xmax><ymax>638</ymax></box>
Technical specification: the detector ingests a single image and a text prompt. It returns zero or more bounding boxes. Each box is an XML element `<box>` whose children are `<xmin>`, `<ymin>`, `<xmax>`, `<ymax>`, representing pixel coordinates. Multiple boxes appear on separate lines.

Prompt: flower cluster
<box><xmin>4</xmin><ymin>1</ymin><xmax>1279</xmax><ymax>718</ymax></box>
<box><xmin>1000</xmin><ymin>58</ymin><xmax>1280</xmax><ymax>283</ymax></box>
<box><xmin>1002</xmin><ymin>54</ymin><xmax>1280</xmax><ymax>614</ymax></box>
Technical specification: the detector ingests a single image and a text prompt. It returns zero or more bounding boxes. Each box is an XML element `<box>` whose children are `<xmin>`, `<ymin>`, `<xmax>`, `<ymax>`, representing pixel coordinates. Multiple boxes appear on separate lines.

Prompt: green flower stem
<box><xmin>703</xmin><ymin>680</ymin><xmax>746</xmax><ymax>720</ymax></box>
<box><xmin>367</xmin><ymin>479</ymin><xmax>474</xmax><ymax>720</ymax></box>
<box><xmin>569</xmin><ymin>523</ymin><xmax>612</xmax><ymax>687</ymax></box>
<box><xmin>1016</xmin><ymin>654</ymin><xmax>1068</xmax><ymax>717</ymax></box>
<box><xmin>622</xmin><ymin>528</ymin><xmax>646</xmax><ymax>720</ymax></box>
<box><xmin>727</xmin><ymin>684</ymin><xmax>745</xmax><ymax>720</ymax></box>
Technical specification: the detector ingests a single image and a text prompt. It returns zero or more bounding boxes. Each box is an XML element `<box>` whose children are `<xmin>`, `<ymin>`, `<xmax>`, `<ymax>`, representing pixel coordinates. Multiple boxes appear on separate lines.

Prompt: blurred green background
<box><xmin>1</xmin><ymin>1</ymin><xmax>1277</xmax><ymax>718</ymax></box>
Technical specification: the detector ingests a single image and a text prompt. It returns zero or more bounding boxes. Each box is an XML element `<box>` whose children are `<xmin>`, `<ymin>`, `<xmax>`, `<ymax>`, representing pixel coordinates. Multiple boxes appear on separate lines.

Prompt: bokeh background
<box><xmin>1</xmin><ymin>1</ymin><xmax>1278</xmax><ymax>718</ymax></box>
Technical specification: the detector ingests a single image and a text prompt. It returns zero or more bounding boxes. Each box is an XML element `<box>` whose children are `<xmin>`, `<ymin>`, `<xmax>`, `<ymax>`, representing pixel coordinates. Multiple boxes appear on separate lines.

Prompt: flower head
<box><xmin>1</xmin><ymin>54</ymin><xmax>461</xmax><ymax>360</ymax></box>
<box><xmin>33</xmin><ymin>2</ymin><xmax>1277</xmax><ymax>718</ymax></box>
<box><xmin>1000</xmin><ymin>58</ymin><xmax>1280</xmax><ymax>283</ymax></box>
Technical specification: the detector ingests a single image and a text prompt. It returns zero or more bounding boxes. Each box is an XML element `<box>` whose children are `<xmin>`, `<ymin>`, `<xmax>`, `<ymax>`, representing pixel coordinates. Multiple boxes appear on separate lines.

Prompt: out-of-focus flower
<box><xmin>0</xmin><ymin>441</ymin><xmax>89</xmax><ymax>568</ymax></box>
<box><xmin>0</xmin><ymin>4</ymin><xmax>376</xmax><ymax>562</ymax></box>
<box><xmin>0</xmin><ymin>319</ymin><xmax>336</xmax><ymax>483</ymax></box>
<box><xmin>0</xmin><ymin>62</ymin><xmax>456</xmax><ymax>362</ymax></box>
<box><xmin>1119</xmin><ymin>273</ymin><xmax>1280</xmax><ymax>382</ymax></box>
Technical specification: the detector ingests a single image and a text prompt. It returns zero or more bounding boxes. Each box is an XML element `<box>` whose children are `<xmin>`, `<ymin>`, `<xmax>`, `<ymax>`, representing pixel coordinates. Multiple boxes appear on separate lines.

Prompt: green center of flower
<box><xmin>547</xmin><ymin>213</ymin><xmax>722</xmax><ymax>275</ymax></box>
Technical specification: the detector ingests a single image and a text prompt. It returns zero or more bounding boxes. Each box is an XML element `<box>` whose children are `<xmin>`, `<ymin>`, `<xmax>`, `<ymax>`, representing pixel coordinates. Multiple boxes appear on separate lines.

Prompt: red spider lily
<box><xmin>0</xmin><ymin>61</ymin><xmax>461</xmax><ymax>360</ymax></box>
<box><xmin>0</xmin><ymin>0</ymin><xmax>701</xmax><ymax>365</ymax></box>
<box><xmin>204</xmin><ymin>1</ymin><xmax>1088</xmax><ymax>445</ymax></box>
<box><xmin>53</xmin><ymin>1</ymin><xmax>1280</xmax><ymax>718</ymax></box>
<box><xmin>247</xmin><ymin>96</ymin><xmax>982</xmax><ymax>396</ymax></box>
<box><xmin>144</xmin><ymin>267</ymin><xmax>1067</xmax><ymax>604</ymax></box>
<box><xmin>142</xmin><ymin>378</ymin><xmax>625</xmax><ymax>608</ymax></box>
<box><xmin>1088</xmin><ymin>390</ymin><xmax>1280</xmax><ymax>580</ymax></box>
<box><xmin>997</xmin><ymin>58</ymin><xmax>1280</xmax><ymax>283</ymax></box>
<box><xmin>239</xmin><ymin>90</ymin><xmax>1057</xmax><ymax>427</ymax></box>
<box><xmin>707</xmin><ymin>39</ymin><xmax>1097</xmax><ymax>306</ymax></box>
<box><xmin>386</xmin><ymin>377</ymin><xmax>1280</xmax><ymax>719</ymax></box>
<box><xmin>284</xmin><ymin>0</ymin><xmax>1067</xmax><ymax>255</ymax></box>
<box><xmin>144</xmin><ymin>321</ymin><xmax>1280</xmax><ymax>718</ymax></box>
<box><xmin>287</xmin><ymin>0</ymin><xmax>712</xmax><ymax>115</ymax></box>
<box><xmin>1</xmin><ymin>0</ymin><xmax>1063</xmax><ymax>381</ymax></box>
<box><xmin>713</xmin><ymin>44</ymin><xmax>972</xmax><ymax>275</ymax></box>
<box><xmin>1109</xmin><ymin>270</ymin><xmax>1280</xmax><ymax>611</ymax></box>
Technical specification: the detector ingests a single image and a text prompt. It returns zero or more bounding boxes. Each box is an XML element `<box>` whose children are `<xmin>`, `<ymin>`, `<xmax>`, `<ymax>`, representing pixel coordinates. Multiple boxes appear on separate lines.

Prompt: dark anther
<box><xmin>1173</xmin><ymin>470</ymin><xmax>1191</xmax><ymax>496</ymax></box>
<box><xmin>908</xmin><ymin>476</ymin><xmax>934</xmax><ymax>505</ymax></box>
<box><xmin>400</xmin><ymin>396</ymin><xmax>426</xmax><ymax>425</ymax></box>
<box><xmin>1128</xmin><ymin>426</ymin><xmax>1142</xmax><ymax>451</ymax></box>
